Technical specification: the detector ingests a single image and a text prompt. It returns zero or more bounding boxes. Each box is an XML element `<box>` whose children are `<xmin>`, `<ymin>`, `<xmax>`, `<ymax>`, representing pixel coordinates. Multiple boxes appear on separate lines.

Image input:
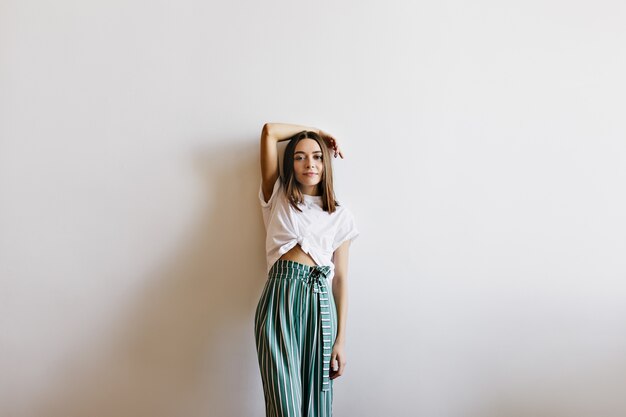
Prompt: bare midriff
<box><xmin>279</xmin><ymin>244</ymin><xmax>317</xmax><ymax>267</ymax></box>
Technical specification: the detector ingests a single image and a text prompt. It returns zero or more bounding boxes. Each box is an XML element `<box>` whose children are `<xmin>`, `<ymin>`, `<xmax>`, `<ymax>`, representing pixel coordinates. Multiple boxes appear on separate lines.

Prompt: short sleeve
<box><xmin>333</xmin><ymin>209</ymin><xmax>359</xmax><ymax>250</ymax></box>
<box><xmin>259</xmin><ymin>177</ymin><xmax>281</xmax><ymax>209</ymax></box>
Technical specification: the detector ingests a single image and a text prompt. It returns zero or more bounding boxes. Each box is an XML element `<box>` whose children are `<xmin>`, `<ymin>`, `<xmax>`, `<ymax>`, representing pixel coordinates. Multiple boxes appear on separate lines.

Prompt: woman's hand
<box><xmin>329</xmin><ymin>341</ymin><xmax>347</xmax><ymax>380</ymax></box>
<box><xmin>319</xmin><ymin>130</ymin><xmax>344</xmax><ymax>159</ymax></box>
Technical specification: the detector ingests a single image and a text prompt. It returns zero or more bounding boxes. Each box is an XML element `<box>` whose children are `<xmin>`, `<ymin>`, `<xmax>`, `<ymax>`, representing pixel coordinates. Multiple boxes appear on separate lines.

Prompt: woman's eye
<box><xmin>294</xmin><ymin>155</ymin><xmax>322</xmax><ymax>161</ymax></box>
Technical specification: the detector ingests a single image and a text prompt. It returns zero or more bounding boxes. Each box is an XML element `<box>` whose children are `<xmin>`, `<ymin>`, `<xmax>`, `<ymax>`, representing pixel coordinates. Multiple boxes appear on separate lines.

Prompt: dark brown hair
<box><xmin>282</xmin><ymin>131</ymin><xmax>339</xmax><ymax>213</ymax></box>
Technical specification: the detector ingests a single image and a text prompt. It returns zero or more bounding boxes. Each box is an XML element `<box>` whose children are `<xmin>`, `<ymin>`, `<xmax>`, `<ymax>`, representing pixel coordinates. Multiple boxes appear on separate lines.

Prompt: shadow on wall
<box><xmin>29</xmin><ymin>140</ymin><xmax>267</xmax><ymax>417</ymax></box>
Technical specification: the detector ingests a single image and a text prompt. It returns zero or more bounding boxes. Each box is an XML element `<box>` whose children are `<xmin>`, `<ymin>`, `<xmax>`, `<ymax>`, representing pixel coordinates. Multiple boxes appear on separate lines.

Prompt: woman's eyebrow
<box><xmin>294</xmin><ymin>150</ymin><xmax>323</xmax><ymax>154</ymax></box>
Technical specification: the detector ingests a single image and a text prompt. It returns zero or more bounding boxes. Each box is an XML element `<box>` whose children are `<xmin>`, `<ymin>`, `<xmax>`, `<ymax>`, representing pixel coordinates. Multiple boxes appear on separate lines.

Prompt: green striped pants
<box><xmin>254</xmin><ymin>259</ymin><xmax>338</xmax><ymax>417</ymax></box>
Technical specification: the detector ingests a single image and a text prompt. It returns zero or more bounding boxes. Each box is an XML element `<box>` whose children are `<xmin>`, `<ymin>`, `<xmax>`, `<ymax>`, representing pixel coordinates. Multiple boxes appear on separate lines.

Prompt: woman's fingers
<box><xmin>329</xmin><ymin>141</ymin><xmax>343</xmax><ymax>159</ymax></box>
<box><xmin>329</xmin><ymin>353</ymin><xmax>346</xmax><ymax>379</ymax></box>
<box><xmin>320</xmin><ymin>131</ymin><xmax>344</xmax><ymax>159</ymax></box>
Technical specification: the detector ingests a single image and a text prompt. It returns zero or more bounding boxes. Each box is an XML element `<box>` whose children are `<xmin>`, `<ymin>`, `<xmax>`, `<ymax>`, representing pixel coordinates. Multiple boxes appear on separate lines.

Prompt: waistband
<box><xmin>268</xmin><ymin>259</ymin><xmax>332</xmax><ymax>280</ymax></box>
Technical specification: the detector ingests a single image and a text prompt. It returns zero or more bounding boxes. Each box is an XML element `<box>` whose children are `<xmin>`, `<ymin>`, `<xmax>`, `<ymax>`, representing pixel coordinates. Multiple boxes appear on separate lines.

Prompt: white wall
<box><xmin>2</xmin><ymin>1</ymin><xmax>625</xmax><ymax>416</ymax></box>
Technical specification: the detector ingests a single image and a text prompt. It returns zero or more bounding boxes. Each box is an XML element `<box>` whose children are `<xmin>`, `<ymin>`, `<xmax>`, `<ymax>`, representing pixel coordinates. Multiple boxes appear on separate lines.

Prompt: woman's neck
<box><xmin>300</xmin><ymin>185</ymin><xmax>321</xmax><ymax>196</ymax></box>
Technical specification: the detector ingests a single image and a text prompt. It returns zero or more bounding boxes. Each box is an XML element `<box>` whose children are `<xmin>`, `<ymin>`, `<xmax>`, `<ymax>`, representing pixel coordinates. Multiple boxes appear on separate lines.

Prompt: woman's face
<box><xmin>293</xmin><ymin>138</ymin><xmax>324</xmax><ymax>195</ymax></box>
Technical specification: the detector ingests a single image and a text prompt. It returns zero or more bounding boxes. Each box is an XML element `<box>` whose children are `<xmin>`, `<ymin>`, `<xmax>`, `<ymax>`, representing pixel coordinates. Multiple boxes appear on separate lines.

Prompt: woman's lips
<box><xmin>304</xmin><ymin>173</ymin><xmax>317</xmax><ymax>176</ymax></box>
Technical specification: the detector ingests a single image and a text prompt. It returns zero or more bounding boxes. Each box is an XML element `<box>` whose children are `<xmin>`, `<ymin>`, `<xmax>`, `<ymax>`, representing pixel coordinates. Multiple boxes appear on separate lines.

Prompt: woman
<box><xmin>254</xmin><ymin>122</ymin><xmax>359</xmax><ymax>417</ymax></box>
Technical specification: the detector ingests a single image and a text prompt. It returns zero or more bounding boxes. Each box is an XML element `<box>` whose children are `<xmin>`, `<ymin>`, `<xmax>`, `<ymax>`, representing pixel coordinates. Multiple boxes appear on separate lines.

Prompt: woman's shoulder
<box><xmin>331</xmin><ymin>199</ymin><xmax>356</xmax><ymax>219</ymax></box>
<box><xmin>259</xmin><ymin>176</ymin><xmax>285</xmax><ymax>208</ymax></box>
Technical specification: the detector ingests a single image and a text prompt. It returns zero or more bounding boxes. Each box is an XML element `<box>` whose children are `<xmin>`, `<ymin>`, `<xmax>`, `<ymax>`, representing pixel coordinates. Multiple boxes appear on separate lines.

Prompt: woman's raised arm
<box><xmin>260</xmin><ymin>122</ymin><xmax>343</xmax><ymax>202</ymax></box>
<box><xmin>260</xmin><ymin>122</ymin><xmax>320</xmax><ymax>202</ymax></box>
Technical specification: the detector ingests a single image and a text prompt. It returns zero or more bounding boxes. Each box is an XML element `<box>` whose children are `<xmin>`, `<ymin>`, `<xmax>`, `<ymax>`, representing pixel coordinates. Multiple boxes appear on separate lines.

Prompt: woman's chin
<box><xmin>297</xmin><ymin>178</ymin><xmax>321</xmax><ymax>187</ymax></box>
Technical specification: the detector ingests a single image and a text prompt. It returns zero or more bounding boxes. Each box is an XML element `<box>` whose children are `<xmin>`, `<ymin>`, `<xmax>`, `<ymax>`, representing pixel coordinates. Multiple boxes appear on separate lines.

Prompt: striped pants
<box><xmin>254</xmin><ymin>259</ymin><xmax>338</xmax><ymax>417</ymax></box>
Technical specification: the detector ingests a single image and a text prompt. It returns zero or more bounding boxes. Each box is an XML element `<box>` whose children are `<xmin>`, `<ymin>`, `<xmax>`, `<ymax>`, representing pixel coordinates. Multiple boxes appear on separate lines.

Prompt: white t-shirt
<box><xmin>259</xmin><ymin>177</ymin><xmax>359</xmax><ymax>281</ymax></box>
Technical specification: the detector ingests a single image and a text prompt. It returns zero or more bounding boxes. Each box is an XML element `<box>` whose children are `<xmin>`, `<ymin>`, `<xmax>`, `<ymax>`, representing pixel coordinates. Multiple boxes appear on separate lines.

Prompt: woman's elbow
<box><xmin>333</xmin><ymin>273</ymin><xmax>348</xmax><ymax>286</ymax></box>
<box><xmin>262</xmin><ymin>122</ymin><xmax>275</xmax><ymax>135</ymax></box>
